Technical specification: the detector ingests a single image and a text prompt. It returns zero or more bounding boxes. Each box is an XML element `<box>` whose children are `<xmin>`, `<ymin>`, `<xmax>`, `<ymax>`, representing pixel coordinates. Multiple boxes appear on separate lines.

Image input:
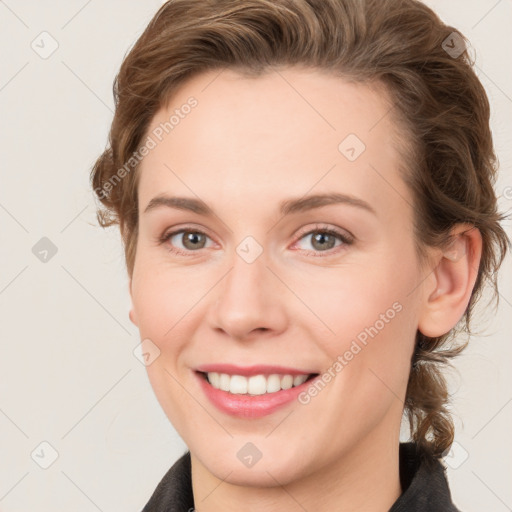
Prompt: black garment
<box><xmin>141</xmin><ymin>442</ymin><xmax>461</xmax><ymax>511</ymax></box>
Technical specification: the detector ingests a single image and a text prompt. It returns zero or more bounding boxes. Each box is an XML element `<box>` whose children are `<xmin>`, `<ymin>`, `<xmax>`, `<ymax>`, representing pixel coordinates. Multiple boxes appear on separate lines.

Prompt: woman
<box><xmin>91</xmin><ymin>0</ymin><xmax>510</xmax><ymax>510</ymax></box>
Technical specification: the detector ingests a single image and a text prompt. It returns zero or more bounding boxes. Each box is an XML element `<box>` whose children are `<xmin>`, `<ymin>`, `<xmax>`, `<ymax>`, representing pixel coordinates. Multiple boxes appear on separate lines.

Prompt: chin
<box><xmin>192</xmin><ymin>440</ymin><xmax>312</xmax><ymax>488</ymax></box>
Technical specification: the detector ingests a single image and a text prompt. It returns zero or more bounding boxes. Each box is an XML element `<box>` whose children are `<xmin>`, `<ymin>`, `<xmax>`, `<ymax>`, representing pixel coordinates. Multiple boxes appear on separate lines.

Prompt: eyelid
<box><xmin>159</xmin><ymin>222</ymin><xmax>214</xmax><ymax>240</ymax></box>
<box><xmin>157</xmin><ymin>224</ymin><xmax>218</xmax><ymax>254</ymax></box>
<box><xmin>159</xmin><ymin>222</ymin><xmax>354</xmax><ymax>256</ymax></box>
<box><xmin>292</xmin><ymin>223</ymin><xmax>354</xmax><ymax>245</ymax></box>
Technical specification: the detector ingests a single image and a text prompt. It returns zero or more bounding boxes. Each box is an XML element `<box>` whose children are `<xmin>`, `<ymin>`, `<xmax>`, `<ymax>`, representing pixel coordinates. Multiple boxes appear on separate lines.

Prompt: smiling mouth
<box><xmin>197</xmin><ymin>370</ymin><xmax>319</xmax><ymax>396</ymax></box>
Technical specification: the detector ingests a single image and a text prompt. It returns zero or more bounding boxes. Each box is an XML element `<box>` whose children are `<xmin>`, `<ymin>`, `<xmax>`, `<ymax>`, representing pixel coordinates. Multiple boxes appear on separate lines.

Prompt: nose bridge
<box><xmin>210</xmin><ymin>238</ymin><xmax>285</xmax><ymax>338</ymax></box>
<box><xmin>222</xmin><ymin>243</ymin><xmax>269</xmax><ymax>313</ymax></box>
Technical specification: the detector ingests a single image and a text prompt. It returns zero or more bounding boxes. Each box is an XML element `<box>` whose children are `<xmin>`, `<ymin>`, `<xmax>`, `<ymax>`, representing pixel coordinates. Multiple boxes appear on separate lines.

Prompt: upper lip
<box><xmin>195</xmin><ymin>363</ymin><xmax>319</xmax><ymax>377</ymax></box>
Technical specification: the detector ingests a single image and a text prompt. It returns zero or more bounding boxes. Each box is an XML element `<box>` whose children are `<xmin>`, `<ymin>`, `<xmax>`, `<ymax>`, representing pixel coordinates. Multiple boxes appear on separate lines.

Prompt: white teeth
<box><xmin>266</xmin><ymin>374</ymin><xmax>281</xmax><ymax>393</ymax></box>
<box><xmin>248</xmin><ymin>375</ymin><xmax>266</xmax><ymax>395</ymax></box>
<box><xmin>219</xmin><ymin>373</ymin><xmax>230</xmax><ymax>391</ymax></box>
<box><xmin>230</xmin><ymin>375</ymin><xmax>248</xmax><ymax>394</ymax></box>
<box><xmin>281</xmin><ymin>375</ymin><xmax>293</xmax><ymax>390</ymax></box>
<box><xmin>293</xmin><ymin>375</ymin><xmax>308</xmax><ymax>387</ymax></box>
<box><xmin>205</xmin><ymin>372</ymin><xmax>311</xmax><ymax>395</ymax></box>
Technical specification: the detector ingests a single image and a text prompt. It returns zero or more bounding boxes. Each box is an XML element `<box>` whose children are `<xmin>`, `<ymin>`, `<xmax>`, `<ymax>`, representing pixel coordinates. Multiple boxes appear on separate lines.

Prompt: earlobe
<box><xmin>129</xmin><ymin>308</ymin><xmax>138</xmax><ymax>326</ymax></box>
<box><xmin>128</xmin><ymin>278</ymin><xmax>139</xmax><ymax>326</ymax></box>
<box><xmin>417</xmin><ymin>225</ymin><xmax>482</xmax><ymax>338</ymax></box>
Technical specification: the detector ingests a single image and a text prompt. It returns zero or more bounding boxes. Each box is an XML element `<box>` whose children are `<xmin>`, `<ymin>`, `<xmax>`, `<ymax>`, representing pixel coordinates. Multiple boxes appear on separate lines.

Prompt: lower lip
<box><xmin>195</xmin><ymin>371</ymin><xmax>319</xmax><ymax>418</ymax></box>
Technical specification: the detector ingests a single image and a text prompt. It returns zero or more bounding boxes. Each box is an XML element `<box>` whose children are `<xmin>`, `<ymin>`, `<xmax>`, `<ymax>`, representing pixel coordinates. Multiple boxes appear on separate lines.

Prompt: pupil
<box><xmin>184</xmin><ymin>232</ymin><xmax>204</xmax><ymax>249</ymax></box>
<box><xmin>313</xmin><ymin>232</ymin><xmax>334</xmax><ymax>250</ymax></box>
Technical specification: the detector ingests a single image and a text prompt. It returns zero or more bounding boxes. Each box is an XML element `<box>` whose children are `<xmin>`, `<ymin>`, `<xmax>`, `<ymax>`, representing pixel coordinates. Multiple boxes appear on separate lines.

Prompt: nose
<box><xmin>207</xmin><ymin>247</ymin><xmax>288</xmax><ymax>341</ymax></box>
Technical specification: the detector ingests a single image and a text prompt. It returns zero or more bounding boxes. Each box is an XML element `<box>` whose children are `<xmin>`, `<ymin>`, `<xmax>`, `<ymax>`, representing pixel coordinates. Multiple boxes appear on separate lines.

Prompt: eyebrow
<box><xmin>143</xmin><ymin>192</ymin><xmax>377</xmax><ymax>216</ymax></box>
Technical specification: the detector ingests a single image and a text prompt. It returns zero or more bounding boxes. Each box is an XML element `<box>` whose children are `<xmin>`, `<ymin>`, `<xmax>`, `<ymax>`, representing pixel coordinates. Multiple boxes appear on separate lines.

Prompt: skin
<box><xmin>128</xmin><ymin>67</ymin><xmax>482</xmax><ymax>511</ymax></box>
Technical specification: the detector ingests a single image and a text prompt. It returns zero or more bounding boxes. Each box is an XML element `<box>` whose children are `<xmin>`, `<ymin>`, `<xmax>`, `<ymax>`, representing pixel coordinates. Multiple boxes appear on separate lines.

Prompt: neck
<box><xmin>190</xmin><ymin>429</ymin><xmax>402</xmax><ymax>512</ymax></box>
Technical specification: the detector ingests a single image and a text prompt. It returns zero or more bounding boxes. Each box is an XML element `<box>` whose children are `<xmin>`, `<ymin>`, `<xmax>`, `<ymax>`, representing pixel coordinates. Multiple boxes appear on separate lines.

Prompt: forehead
<box><xmin>137</xmin><ymin>67</ymin><xmax>411</xmax><ymax>218</ymax></box>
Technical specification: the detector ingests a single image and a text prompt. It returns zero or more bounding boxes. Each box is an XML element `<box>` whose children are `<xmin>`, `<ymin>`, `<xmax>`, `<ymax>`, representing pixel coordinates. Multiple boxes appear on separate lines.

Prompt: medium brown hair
<box><xmin>90</xmin><ymin>0</ymin><xmax>510</xmax><ymax>459</ymax></box>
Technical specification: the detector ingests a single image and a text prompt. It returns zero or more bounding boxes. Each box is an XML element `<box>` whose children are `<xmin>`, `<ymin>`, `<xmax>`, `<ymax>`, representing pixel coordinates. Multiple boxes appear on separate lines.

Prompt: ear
<box><xmin>128</xmin><ymin>277</ymin><xmax>139</xmax><ymax>326</ymax></box>
<box><xmin>417</xmin><ymin>224</ymin><xmax>482</xmax><ymax>338</ymax></box>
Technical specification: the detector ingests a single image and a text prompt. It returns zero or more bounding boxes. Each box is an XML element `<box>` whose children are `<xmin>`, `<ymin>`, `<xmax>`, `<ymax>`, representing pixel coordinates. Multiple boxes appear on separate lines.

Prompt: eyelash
<box><xmin>158</xmin><ymin>224</ymin><xmax>354</xmax><ymax>258</ymax></box>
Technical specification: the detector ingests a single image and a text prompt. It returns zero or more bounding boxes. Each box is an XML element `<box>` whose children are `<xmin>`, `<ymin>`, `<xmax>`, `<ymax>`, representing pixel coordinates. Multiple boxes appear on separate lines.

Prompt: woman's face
<box><xmin>129</xmin><ymin>67</ymin><xmax>432</xmax><ymax>485</ymax></box>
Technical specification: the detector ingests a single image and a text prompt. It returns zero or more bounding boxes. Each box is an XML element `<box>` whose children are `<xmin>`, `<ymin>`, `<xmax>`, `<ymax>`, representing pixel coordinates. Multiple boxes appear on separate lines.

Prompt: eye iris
<box><xmin>183</xmin><ymin>231</ymin><xmax>206</xmax><ymax>250</ymax></box>
<box><xmin>311</xmin><ymin>232</ymin><xmax>336</xmax><ymax>251</ymax></box>
<box><xmin>173</xmin><ymin>230</ymin><xmax>341</xmax><ymax>252</ymax></box>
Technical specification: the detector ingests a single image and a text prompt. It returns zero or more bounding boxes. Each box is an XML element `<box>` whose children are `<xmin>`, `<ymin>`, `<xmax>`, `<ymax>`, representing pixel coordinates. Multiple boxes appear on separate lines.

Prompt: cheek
<box><xmin>131</xmin><ymin>262</ymin><xmax>212</xmax><ymax>349</ymax></box>
<box><xmin>131</xmin><ymin>262</ymin><xmax>173</xmax><ymax>340</ymax></box>
<box><xmin>298</xmin><ymin>266</ymin><xmax>417</xmax><ymax>428</ymax></box>
<box><xmin>131</xmin><ymin>266</ymin><xmax>200</xmax><ymax>422</ymax></box>
<box><xmin>291</xmin><ymin>250</ymin><xmax>419</xmax><ymax>371</ymax></box>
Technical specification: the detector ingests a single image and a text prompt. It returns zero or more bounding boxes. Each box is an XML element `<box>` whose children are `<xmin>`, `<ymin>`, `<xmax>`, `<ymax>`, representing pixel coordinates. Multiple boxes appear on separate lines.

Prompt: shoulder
<box><xmin>141</xmin><ymin>450</ymin><xmax>194</xmax><ymax>512</ymax></box>
<box><xmin>389</xmin><ymin>442</ymin><xmax>462</xmax><ymax>512</ymax></box>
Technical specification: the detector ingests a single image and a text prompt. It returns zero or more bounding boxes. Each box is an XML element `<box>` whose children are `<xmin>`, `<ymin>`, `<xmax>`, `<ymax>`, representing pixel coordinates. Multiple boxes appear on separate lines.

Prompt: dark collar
<box><xmin>389</xmin><ymin>442</ymin><xmax>461</xmax><ymax>511</ymax></box>
<box><xmin>142</xmin><ymin>442</ymin><xmax>461</xmax><ymax>511</ymax></box>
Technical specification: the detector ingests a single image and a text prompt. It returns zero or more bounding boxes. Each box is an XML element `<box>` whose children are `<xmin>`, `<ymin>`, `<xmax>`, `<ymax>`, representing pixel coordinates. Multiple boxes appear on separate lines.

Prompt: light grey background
<box><xmin>0</xmin><ymin>1</ymin><xmax>510</xmax><ymax>510</ymax></box>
